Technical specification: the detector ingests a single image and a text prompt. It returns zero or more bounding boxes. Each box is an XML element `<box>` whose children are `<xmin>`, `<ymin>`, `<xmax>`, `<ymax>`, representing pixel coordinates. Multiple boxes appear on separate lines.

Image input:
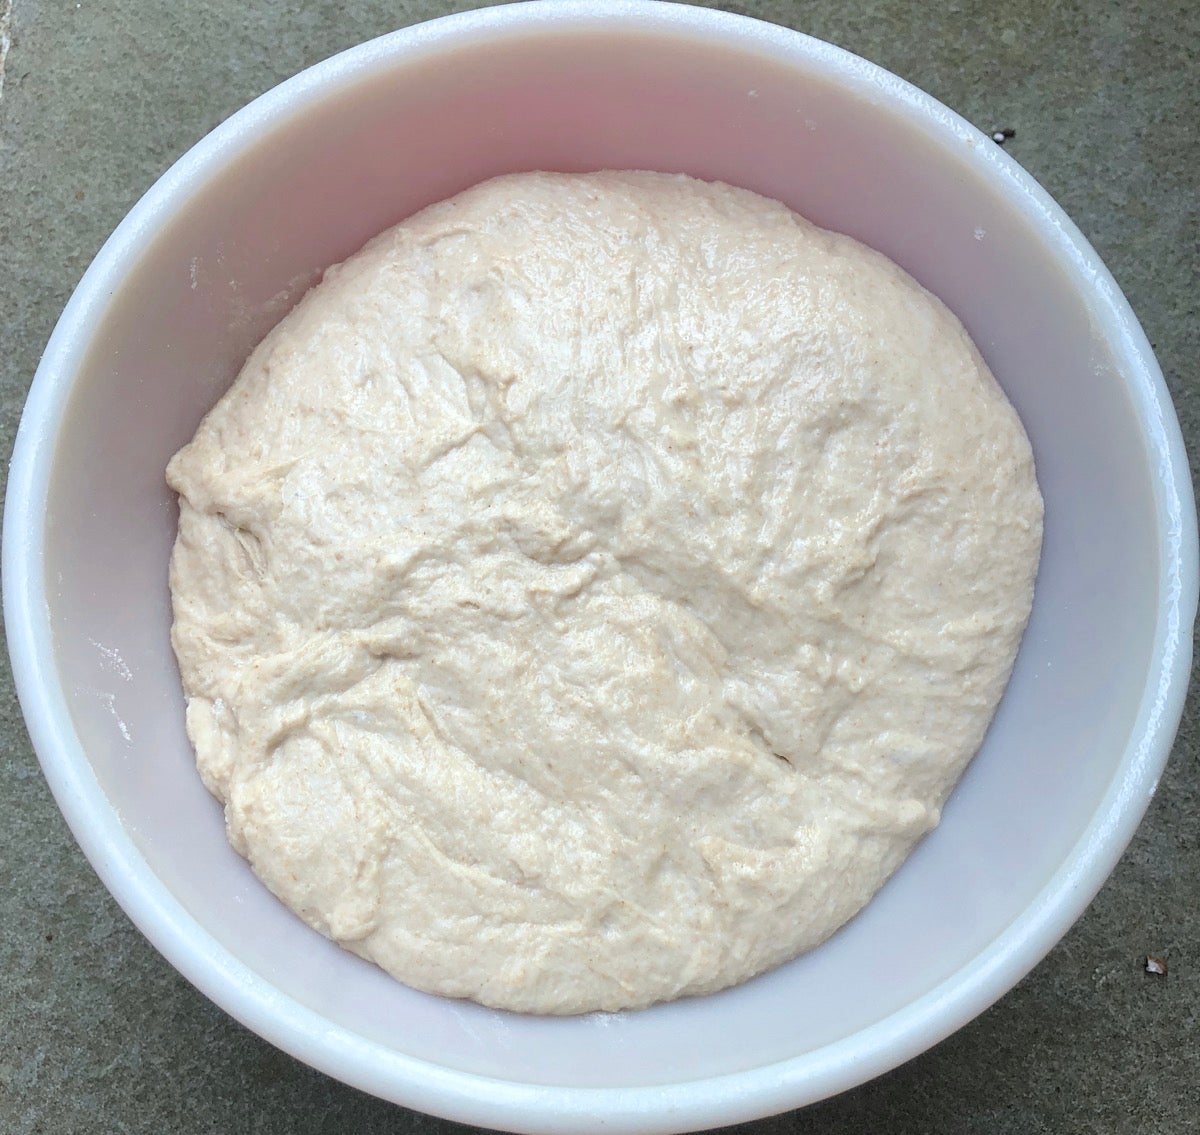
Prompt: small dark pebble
<box><xmin>991</xmin><ymin>127</ymin><xmax>1017</xmax><ymax>144</ymax></box>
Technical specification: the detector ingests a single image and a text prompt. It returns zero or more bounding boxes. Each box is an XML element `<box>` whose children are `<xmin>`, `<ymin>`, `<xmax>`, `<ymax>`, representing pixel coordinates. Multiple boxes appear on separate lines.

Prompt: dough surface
<box><xmin>167</xmin><ymin>171</ymin><xmax>1042</xmax><ymax>1014</ymax></box>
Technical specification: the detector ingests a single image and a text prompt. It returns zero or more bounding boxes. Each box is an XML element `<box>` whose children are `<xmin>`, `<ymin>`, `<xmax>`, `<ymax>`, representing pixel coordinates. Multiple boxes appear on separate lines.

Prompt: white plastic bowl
<box><xmin>5</xmin><ymin>2</ymin><xmax>1196</xmax><ymax>1132</ymax></box>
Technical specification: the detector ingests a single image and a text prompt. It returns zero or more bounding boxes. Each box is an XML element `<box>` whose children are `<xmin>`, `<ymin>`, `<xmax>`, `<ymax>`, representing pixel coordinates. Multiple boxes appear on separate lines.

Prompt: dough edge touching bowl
<box><xmin>4</xmin><ymin>3</ymin><xmax>1196</xmax><ymax>1133</ymax></box>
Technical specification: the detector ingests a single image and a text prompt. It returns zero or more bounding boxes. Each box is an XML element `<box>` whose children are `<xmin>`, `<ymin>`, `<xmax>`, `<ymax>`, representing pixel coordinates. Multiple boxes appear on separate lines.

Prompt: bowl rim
<box><xmin>4</xmin><ymin>2</ymin><xmax>1197</xmax><ymax>1131</ymax></box>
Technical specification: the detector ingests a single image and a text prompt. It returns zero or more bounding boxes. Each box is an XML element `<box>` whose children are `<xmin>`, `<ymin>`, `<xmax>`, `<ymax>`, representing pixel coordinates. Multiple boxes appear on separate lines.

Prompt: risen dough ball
<box><xmin>167</xmin><ymin>171</ymin><xmax>1042</xmax><ymax>1014</ymax></box>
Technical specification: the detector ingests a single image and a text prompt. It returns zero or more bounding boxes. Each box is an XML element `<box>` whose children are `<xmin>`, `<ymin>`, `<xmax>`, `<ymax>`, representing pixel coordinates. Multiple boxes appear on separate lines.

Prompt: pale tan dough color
<box><xmin>167</xmin><ymin>171</ymin><xmax>1043</xmax><ymax>1014</ymax></box>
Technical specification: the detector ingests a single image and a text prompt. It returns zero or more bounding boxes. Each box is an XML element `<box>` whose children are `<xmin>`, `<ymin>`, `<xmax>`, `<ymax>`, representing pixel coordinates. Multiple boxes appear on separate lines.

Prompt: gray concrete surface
<box><xmin>1</xmin><ymin>1</ymin><xmax>1196</xmax><ymax>1132</ymax></box>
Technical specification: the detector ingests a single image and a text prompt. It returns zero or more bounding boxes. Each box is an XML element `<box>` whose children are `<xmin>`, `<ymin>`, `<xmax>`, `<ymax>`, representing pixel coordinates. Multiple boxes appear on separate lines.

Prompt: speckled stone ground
<box><xmin>1</xmin><ymin>2</ymin><xmax>1196</xmax><ymax>1133</ymax></box>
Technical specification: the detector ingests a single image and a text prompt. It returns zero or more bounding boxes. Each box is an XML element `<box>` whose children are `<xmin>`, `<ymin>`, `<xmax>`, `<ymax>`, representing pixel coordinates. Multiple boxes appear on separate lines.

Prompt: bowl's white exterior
<box><xmin>4</xmin><ymin>3</ymin><xmax>1195</xmax><ymax>1132</ymax></box>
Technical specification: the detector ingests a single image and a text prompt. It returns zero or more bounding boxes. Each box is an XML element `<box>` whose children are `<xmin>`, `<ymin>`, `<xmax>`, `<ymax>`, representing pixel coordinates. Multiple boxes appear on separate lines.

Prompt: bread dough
<box><xmin>167</xmin><ymin>171</ymin><xmax>1042</xmax><ymax>1014</ymax></box>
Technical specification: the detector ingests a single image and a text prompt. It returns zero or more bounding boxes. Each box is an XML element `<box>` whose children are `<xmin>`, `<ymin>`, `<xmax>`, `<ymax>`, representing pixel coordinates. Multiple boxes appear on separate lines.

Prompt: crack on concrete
<box><xmin>0</xmin><ymin>0</ymin><xmax>12</xmax><ymax>105</ymax></box>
